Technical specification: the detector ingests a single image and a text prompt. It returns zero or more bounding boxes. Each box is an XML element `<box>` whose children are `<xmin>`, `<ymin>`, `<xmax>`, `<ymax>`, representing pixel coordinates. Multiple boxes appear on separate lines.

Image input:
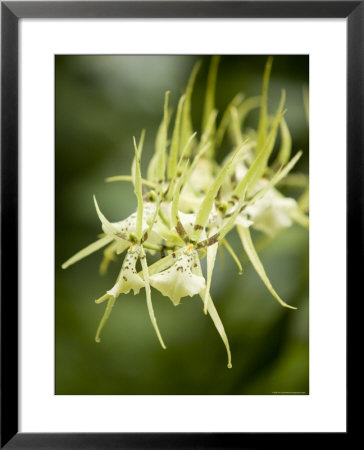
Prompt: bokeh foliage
<box><xmin>56</xmin><ymin>55</ymin><xmax>309</xmax><ymax>395</ymax></box>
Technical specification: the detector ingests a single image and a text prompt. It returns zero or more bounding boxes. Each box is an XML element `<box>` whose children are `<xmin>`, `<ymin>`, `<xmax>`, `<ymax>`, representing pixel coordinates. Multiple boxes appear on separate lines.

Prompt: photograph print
<box><xmin>56</xmin><ymin>55</ymin><xmax>309</xmax><ymax>395</ymax></box>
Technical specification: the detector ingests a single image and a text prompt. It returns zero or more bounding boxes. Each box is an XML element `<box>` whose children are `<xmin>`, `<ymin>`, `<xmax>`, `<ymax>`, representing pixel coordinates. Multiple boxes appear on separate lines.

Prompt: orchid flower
<box><xmin>149</xmin><ymin>248</ymin><xmax>206</xmax><ymax>306</ymax></box>
<box><xmin>62</xmin><ymin>56</ymin><xmax>309</xmax><ymax>368</ymax></box>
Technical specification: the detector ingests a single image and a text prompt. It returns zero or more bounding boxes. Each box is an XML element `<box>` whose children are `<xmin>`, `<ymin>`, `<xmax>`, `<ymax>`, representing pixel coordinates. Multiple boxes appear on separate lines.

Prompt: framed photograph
<box><xmin>1</xmin><ymin>1</ymin><xmax>356</xmax><ymax>447</ymax></box>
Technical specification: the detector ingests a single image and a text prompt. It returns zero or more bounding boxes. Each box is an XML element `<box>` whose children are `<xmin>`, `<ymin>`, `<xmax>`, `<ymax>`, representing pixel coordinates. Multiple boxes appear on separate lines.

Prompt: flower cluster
<box><xmin>62</xmin><ymin>57</ymin><xmax>309</xmax><ymax>368</ymax></box>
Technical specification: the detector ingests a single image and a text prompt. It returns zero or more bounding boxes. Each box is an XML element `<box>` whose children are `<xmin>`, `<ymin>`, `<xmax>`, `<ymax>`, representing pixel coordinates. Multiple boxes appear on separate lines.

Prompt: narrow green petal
<box><xmin>248</xmin><ymin>151</ymin><xmax>303</xmax><ymax>206</ymax></box>
<box><xmin>257</xmin><ymin>56</ymin><xmax>273</xmax><ymax>153</ymax></box>
<box><xmin>276</xmin><ymin>117</ymin><xmax>292</xmax><ymax>166</ymax></box>
<box><xmin>202</xmin><ymin>56</ymin><xmax>220</xmax><ymax>132</ymax></box>
<box><xmin>205</xmin><ymin>294</ymin><xmax>232</xmax><ymax>368</ymax></box>
<box><xmin>193</xmin><ymin>254</ymin><xmax>232</xmax><ymax>368</ymax></box>
<box><xmin>166</xmin><ymin>132</ymin><xmax>196</xmax><ymax>202</ymax></box>
<box><xmin>140</xmin><ymin>246</ymin><xmax>166</xmax><ymax>349</ymax></box>
<box><xmin>237</xmin><ymin>225</ymin><xmax>297</xmax><ymax>309</ymax></box>
<box><xmin>158</xmin><ymin>91</ymin><xmax>170</xmax><ymax>184</ymax></box>
<box><xmin>215</xmin><ymin>92</ymin><xmax>244</xmax><ymax>148</ymax></box>
<box><xmin>133</xmin><ymin>136</ymin><xmax>144</xmax><ymax>241</ymax></box>
<box><xmin>93</xmin><ymin>196</ymin><xmax>122</xmax><ymax>237</ymax></box>
<box><xmin>95</xmin><ymin>296</ymin><xmax>116</xmax><ymax>343</ymax></box>
<box><xmin>237</xmin><ymin>95</ymin><xmax>261</xmax><ymax>131</ymax></box>
<box><xmin>168</xmin><ymin>94</ymin><xmax>185</xmax><ymax>181</ymax></box>
<box><xmin>230</xmin><ymin>106</ymin><xmax>243</xmax><ymax>147</ymax></box>
<box><xmin>176</xmin><ymin>132</ymin><xmax>196</xmax><ymax>172</ymax></box>
<box><xmin>276</xmin><ymin>173</ymin><xmax>308</xmax><ymax>189</ymax></box>
<box><xmin>171</xmin><ymin>161</ymin><xmax>189</xmax><ymax>228</ymax></box>
<box><xmin>233</xmin><ymin>90</ymin><xmax>286</xmax><ymax>199</ymax></box>
<box><xmin>180</xmin><ymin>61</ymin><xmax>201</xmax><ymax>151</ymax></box>
<box><xmin>95</xmin><ymin>293</ymin><xmax>109</xmax><ymax>304</ymax></box>
<box><xmin>192</xmin><ymin>143</ymin><xmax>244</xmax><ymax>241</ymax></box>
<box><xmin>144</xmin><ymin>248</ymin><xmax>184</xmax><ymax>276</ymax></box>
<box><xmin>105</xmin><ymin>175</ymin><xmax>155</xmax><ymax>189</ymax></box>
<box><xmin>148</xmin><ymin>92</ymin><xmax>170</xmax><ymax>184</ymax></box>
<box><xmin>62</xmin><ymin>235</ymin><xmax>113</xmax><ymax>269</ymax></box>
<box><xmin>131</xmin><ymin>129</ymin><xmax>145</xmax><ymax>170</ymax></box>
<box><xmin>198</xmin><ymin>109</ymin><xmax>218</xmax><ymax>157</ymax></box>
<box><xmin>221</xmin><ymin>238</ymin><xmax>243</xmax><ymax>274</ymax></box>
<box><xmin>204</xmin><ymin>242</ymin><xmax>218</xmax><ymax>314</ymax></box>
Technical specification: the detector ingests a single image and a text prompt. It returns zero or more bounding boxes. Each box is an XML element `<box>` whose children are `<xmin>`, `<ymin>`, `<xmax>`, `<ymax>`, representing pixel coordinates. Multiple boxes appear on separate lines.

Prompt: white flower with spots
<box><xmin>62</xmin><ymin>56</ymin><xmax>309</xmax><ymax>368</ymax></box>
<box><xmin>150</xmin><ymin>248</ymin><xmax>205</xmax><ymax>306</ymax></box>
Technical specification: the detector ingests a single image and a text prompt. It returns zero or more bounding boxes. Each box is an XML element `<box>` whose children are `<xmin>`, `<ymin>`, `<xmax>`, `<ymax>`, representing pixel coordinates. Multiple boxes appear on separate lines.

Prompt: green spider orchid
<box><xmin>62</xmin><ymin>56</ymin><xmax>309</xmax><ymax>368</ymax></box>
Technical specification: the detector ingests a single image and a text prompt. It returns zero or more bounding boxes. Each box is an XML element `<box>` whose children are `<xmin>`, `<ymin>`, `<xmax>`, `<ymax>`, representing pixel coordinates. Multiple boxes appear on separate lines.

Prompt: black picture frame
<box><xmin>1</xmin><ymin>1</ymin><xmax>357</xmax><ymax>448</ymax></box>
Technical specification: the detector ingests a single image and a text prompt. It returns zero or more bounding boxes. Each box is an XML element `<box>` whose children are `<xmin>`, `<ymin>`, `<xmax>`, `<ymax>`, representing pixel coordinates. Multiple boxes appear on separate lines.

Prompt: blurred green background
<box><xmin>56</xmin><ymin>55</ymin><xmax>309</xmax><ymax>395</ymax></box>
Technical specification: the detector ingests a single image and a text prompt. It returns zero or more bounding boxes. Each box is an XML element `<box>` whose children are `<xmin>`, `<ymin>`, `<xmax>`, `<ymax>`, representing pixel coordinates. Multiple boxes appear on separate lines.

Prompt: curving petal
<box><xmin>192</xmin><ymin>254</ymin><xmax>232</xmax><ymax>368</ymax></box>
<box><xmin>203</xmin><ymin>241</ymin><xmax>218</xmax><ymax>314</ymax></box>
<box><xmin>62</xmin><ymin>235</ymin><xmax>113</xmax><ymax>269</ymax></box>
<box><xmin>237</xmin><ymin>225</ymin><xmax>296</xmax><ymax>310</ymax></box>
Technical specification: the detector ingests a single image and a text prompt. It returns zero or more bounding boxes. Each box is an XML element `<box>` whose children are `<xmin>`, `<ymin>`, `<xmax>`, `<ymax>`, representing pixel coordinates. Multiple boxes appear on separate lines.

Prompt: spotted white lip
<box><xmin>150</xmin><ymin>250</ymin><xmax>206</xmax><ymax>306</ymax></box>
<box><xmin>107</xmin><ymin>246</ymin><xmax>145</xmax><ymax>298</ymax></box>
